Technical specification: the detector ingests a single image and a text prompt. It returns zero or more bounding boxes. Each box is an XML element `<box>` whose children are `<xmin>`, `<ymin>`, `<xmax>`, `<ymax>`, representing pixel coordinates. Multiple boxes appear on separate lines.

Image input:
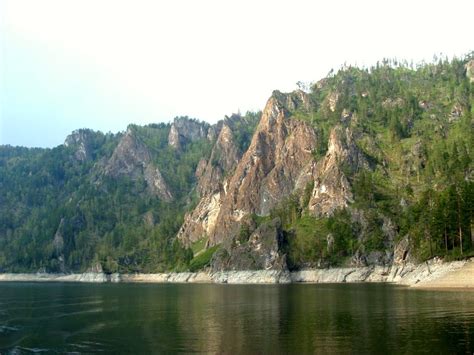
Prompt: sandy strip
<box><xmin>413</xmin><ymin>259</ymin><xmax>474</xmax><ymax>289</ymax></box>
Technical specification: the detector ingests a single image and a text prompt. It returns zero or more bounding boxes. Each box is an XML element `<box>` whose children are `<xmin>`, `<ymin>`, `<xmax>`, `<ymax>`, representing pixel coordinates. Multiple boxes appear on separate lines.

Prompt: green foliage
<box><xmin>191</xmin><ymin>237</ymin><xmax>208</xmax><ymax>255</ymax></box>
<box><xmin>189</xmin><ymin>245</ymin><xmax>220</xmax><ymax>272</ymax></box>
<box><xmin>230</xmin><ymin>111</ymin><xmax>261</xmax><ymax>153</ymax></box>
<box><xmin>0</xmin><ymin>54</ymin><xmax>473</xmax><ymax>272</ymax></box>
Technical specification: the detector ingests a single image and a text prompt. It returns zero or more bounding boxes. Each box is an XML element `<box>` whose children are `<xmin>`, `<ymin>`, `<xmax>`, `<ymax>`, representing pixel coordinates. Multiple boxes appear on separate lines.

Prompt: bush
<box><xmin>189</xmin><ymin>245</ymin><xmax>220</xmax><ymax>271</ymax></box>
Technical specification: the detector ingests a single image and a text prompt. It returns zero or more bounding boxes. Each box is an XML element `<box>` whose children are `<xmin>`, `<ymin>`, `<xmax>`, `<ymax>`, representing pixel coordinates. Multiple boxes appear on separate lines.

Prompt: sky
<box><xmin>0</xmin><ymin>0</ymin><xmax>473</xmax><ymax>148</ymax></box>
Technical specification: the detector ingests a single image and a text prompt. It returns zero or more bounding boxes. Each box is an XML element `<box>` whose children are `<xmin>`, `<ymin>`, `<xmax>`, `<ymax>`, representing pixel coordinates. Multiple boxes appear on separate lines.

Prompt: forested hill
<box><xmin>0</xmin><ymin>54</ymin><xmax>473</xmax><ymax>273</ymax></box>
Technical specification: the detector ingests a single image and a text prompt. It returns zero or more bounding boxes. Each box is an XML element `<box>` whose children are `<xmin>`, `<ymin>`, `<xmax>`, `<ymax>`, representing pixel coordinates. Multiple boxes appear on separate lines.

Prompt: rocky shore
<box><xmin>0</xmin><ymin>258</ymin><xmax>472</xmax><ymax>288</ymax></box>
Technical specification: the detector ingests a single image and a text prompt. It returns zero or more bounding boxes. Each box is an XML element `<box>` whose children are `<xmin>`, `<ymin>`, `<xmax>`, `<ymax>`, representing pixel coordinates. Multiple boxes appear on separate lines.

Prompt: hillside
<box><xmin>0</xmin><ymin>55</ymin><xmax>473</xmax><ymax>273</ymax></box>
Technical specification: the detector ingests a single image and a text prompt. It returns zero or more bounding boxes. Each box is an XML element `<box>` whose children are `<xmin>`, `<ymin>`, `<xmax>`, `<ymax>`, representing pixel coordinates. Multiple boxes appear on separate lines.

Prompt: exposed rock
<box><xmin>168</xmin><ymin>117</ymin><xmax>211</xmax><ymax>149</ymax></box>
<box><xmin>2</xmin><ymin>258</ymin><xmax>472</xmax><ymax>286</ymax></box>
<box><xmin>393</xmin><ymin>235</ymin><xmax>411</xmax><ymax>265</ymax></box>
<box><xmin>207</xmin><ymin>126</ymin><xmax>219</xmax><ymax>141</ymax></box>
<box><xmin>326</xmin><ymin>92</ymin><xmax>339</xmax><ymax>112</ymax></box>
<box><xmin>271</xmin><ymin>89</ymin><xmax>312</xmax><ymax>112</ymax></box>
<box><xmin>168</xmin><ymin>124</ymin><xmax>181</xmax><ymax>149</ymax></box>
<box><xmin>195</xmin><ymin>158</ymin><xmax>208</xmax><ymax>179</ymax></box>
<box><xmin>466</xmin><ymin>59</ymin><xmax>474</xmax><ymax>83</ymax></box>
<box><xmin>177</xmin><ymin>192</ymin><xmax>222</xmax><ymax>246</ymax></box>
<box><xmin>177</xmin><ymin>121</ymin><xmax>241</xmax><ymax>246</ymax></box>
<box><xmin>88</xmin><ymin>262</ymin><xmax>104</xmax><ymax>273</ymax></box>
<box><xmin>64</xmin><ymin>129</ymin><xmax>99</xmax><ymax>161</ymax></box>
<box><xmin>104</xmin><ymin>128</ymin><xmax>172</xmax><ymax>200</ymax></box>
<box><xmin>208</xmin><ymin>91</ymin><xmax>317</xmax><ymax>245</ymax></box>
<box><xmin>308</xmin><ymin>126</ymin><xmax>368</xmax><ymax>216</ymax></box>
<box><xmin>197</xmin><ymin>123</ymin><xmax>240</xmax><ymax>196</ymax></box>
<box><xmin>351</xmin><ymin>248</ymin><xmax>368</xmax><ymax>267</ymax></box>
<box><xmin>211</xmin><ymin>270</ymin><xmax>291</xmax><ymax>284</ymax></box>
<box><xmin>211</xmin><ymin>218</ymin><xmax>287</xmax><ymax>271</ymax></box>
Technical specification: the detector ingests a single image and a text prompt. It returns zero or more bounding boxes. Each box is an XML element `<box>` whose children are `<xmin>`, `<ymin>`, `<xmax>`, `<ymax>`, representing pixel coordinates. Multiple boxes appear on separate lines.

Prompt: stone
<box><xmin>308</xmin><ymin>126</ymin><xmax>368</xmax><ymax>217</ymax></box>
<box><xmin>103</xmin><ymin>128</ymin><xmax>172</xmax><ymax>200</ymax></box>
<box><xmin>168</xmin><ymin>117</ymin><xmax>210</xmax><ymax>149</ymax></box>
<box><xmin>211</xmin><ymin>218</ymin><xmax>287</xmax><ymax>272</ymax></box>
<box><xmin>209</xmin><ymin>91</ymin><xmax>317</xmax><ymax>245</ymax></box>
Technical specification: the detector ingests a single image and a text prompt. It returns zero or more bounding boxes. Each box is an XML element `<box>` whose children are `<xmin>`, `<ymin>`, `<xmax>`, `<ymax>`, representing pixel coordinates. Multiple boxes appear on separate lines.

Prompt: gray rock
<box><xmin>211</xmin><ymin>218</ymin><xmax>287</xmax><ymax>271</ymax></box>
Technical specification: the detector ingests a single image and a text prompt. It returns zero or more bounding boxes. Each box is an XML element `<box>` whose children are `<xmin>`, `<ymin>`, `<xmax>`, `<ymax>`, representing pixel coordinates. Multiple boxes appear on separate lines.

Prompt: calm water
<box><xmin>0</xmin><ymin>283</ymin><xmax>473</xmax><ymax>354</ymax></box>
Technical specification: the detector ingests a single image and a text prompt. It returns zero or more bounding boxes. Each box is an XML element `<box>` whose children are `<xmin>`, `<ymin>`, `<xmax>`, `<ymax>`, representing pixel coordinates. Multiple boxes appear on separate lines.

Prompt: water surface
<box><xmin>0</xmin><ymin>282</ymin><xmax>473</xmax><ymax>353</ymax></box>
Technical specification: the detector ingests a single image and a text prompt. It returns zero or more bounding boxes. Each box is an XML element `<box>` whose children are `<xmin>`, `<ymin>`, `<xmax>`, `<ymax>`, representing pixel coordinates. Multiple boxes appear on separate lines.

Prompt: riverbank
<box><xmin>0</xmin><ymin>258</ymin><xmax>472</xmax><ymax>288</ymax></box>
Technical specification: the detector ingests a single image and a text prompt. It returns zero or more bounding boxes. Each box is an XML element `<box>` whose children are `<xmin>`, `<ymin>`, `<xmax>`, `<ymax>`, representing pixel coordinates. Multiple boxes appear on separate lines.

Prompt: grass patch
<box><xmin>191</xmin><ymin>237</ymin><xmax>208</xmax><ymax>256</ymax></box>
<box><xmin>189</xmin><ymin>245</ymin><xmax>220</xmax><ymax>272</ymax></box>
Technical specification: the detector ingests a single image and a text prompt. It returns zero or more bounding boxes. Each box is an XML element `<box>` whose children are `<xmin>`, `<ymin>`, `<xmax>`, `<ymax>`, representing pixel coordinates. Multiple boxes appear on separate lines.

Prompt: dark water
<box><xmin>0</xmin><ymin>283</ymin><xmax>473</xmax><ymax>354</ymax></box>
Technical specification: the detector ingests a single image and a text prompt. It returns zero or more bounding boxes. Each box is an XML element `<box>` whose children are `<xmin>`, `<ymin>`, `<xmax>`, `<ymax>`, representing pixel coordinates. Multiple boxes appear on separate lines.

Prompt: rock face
<box><xmin>208</xmin><ymin>91</ymin><xmax>317</xmax><ymax>245</ymax></box>
<box><xmin>64</xmin><ymin>129</ymin><xmax>99</xmax><ymax>161</ymax></box>
<box><xmin>307</xmin><ymin>126</ymin><xmax>368</xmax><ymax>216</ymax></box>
<box><xmin>177</xmin><ymin>118</ymin><xmax>241</xmax><ymax>246</ymax></box>
<box><xmin>168</xmin><ymin>117</ymin><xmax>211</xmax><ymax>149</ymax></box>
<box><xmin>466</xmin><ymin>59</ymin><xmax>474</xmax><ymax>83</ymax></box>
<box><xmin>177</xmin><ymin>91</ymin><xmax>316</xmax><ymax>248</ymax></box>
<box><xmin>211</xmin><ymin>218</ymin><xmax>287</xmax><ymax>271</ymax></box>
<box><xmin>197</xmin><ymin>123</ymin><xmax>240</xmax><ymax>196</ymax></box>
<box><xmin>104</xmin><ymin>128</ymin><xmax>172</xmax><ymax>200</ymax></box>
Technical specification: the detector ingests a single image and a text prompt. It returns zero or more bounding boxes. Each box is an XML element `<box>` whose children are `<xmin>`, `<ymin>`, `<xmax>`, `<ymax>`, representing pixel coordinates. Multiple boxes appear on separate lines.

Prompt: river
<box><xmin>0</xmin><ymin>282</ymin><xmax>473</xmax><ymax>353</ymax></box>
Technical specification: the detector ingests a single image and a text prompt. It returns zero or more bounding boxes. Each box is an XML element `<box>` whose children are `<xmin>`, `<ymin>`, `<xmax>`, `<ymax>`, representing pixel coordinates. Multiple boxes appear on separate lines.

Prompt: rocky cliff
<box><xmin>103</xmin><ymin>128</ymin><xmax>173</xmax><ymax>200</ymax></box>
<box><xmin>209</xmin><ymin>91</ymin><xmax>317</xmax><ymax>245</ymax></box>
<box><xmin>1</xmin><ymin>54</ymin><xmax>472</xmax><ymax>274</ymax></box>
<box><xmin>306</xmin><ymin>125</ymin><xmax>369</xmax><ymax>216</ymax></box>
<box><xmin>168</xmin><ymin>116</ymin><xmax>212</xmax><ymax>149</ymax></box>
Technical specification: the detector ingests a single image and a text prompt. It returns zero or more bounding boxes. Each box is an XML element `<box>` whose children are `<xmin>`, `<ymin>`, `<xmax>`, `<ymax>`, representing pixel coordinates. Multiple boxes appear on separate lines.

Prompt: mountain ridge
<box><xmin>0</xmin><ymin>54</ymin><xmax>473</xmax><ymax>273</ymax></box>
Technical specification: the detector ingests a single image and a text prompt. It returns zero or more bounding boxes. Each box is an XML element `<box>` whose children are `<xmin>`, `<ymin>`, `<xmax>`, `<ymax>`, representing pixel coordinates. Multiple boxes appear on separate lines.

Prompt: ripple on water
<box><xmin>0</xmin><ymin>325</ymin><xmax>19</xmax><ymax>334</ymax></box>
<box><xmin>7</xmin><ymin>346</ymin><xmax>50</xmax><ymax>354</ymax></box>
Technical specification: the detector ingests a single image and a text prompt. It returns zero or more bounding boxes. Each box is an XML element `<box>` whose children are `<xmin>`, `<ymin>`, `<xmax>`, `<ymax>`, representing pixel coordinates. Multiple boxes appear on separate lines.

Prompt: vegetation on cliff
<box><xmin>0</xmin><ymin>54</ymin><xmax>472</xmax><ymax>273</ymax></box>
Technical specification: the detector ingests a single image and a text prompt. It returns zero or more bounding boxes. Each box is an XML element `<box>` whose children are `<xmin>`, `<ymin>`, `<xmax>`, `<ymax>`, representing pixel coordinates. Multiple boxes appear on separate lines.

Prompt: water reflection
<box><xmin>0</xmin><ymin>283</ymin><xmax>473</xmax><ymax>353</ymax></box>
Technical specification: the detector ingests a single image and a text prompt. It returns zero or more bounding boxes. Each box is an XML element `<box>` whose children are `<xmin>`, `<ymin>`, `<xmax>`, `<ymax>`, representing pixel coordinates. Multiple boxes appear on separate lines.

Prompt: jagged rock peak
<box><xmin>168</xmin><ymin>116</ymin><xmax>211</xmax><ymax>149</ymax></box>
<box><xmin>197</xmin><ymin>122</ymin><xmax>240</xmax><ymax>196</ymax></box>
<box><xmin>270</xmin><ymin>89</ymin><xmax>313</xmax><ymax>113</ymax></box>
<box><xmin>177</xmin><ymin>121</ymin><xmax>241</xmax><ymax>246</ymax></box>
<box><xmin>104</xmin><ymin>129</ymin><xmax>172</xmax><ymax>201</ymax></box>
<box><xmin>64</xmin><ymin>129</ymin><xmax>100</xmax><ymax>161</ymax></box>
<box><xmin>208</xmin><ymin>91</ymin><xmax>317</xmax><ymax>245</ymax></box>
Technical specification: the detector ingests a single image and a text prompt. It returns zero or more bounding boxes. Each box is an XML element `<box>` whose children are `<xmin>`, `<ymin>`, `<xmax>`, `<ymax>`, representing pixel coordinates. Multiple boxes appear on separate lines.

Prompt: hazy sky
<box><xmin>1</xmin><ymin>0</ymin><xmax>473</xmax><ymax>148</ymax></box>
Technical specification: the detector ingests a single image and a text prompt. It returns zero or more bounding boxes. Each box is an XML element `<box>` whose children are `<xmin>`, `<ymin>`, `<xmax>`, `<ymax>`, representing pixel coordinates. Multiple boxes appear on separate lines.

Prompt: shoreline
<box><xmin>0</xmin><ymin>258</ymin><xmax>472</xmax><ymax>289</ymax></box>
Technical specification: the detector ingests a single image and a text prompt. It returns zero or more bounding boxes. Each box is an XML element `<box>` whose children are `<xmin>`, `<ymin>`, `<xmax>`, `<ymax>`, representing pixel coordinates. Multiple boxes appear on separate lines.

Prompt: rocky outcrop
<box><xmin>168</xmin><ymin>117</ymin><xmax>211</xmax><ymax>149</ymax></box>
<box><xmin>104</xmin><ymin>128</ymin><xmax>172</xmax><ymax>200</ymax></box>
<box><xmin>3</xmin><ymin>258</ymin><xmax>471</xmax><ymax>286</ymax></box>
<box><xmin>307</xmin><ymin>126</ymin><xmax>368</xmax><ymax>216</ymax></box>
<box><xmin>197</xmin><ymin>123</ymin><xmax>240</xmax><ymax>196</ymax></box>
<box><xmin>177</xmin><ymin>192</ymin><xmax>223</xmax><ymax>246</ymax></box>
<box><xmin>211</xmin><ymin>218</ymin><xmax>287</xmax><ymax>271</ymax></box>
<box><xmin>466</xmin><ymin>59</ymin><xmax>474</xmax><ymax>83</ymax></box>
<box><xmin>393</xmin><ymin>235</ymin><xmax>412</xmax><ymax>265</ymax></box>
<box><xmin>177</xmin><ymin>119</ymin><xmax>241</xmax><ymax>246</ymax></box>
<box><xmin>64</xmin><ymin>129</ymin><xmax>100</xmax><ymax>161</ymax></box>
<box><xmin>208</xmin><ymin>91</ymin><xmax>317</xmax><ymax>245</ymax></box>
